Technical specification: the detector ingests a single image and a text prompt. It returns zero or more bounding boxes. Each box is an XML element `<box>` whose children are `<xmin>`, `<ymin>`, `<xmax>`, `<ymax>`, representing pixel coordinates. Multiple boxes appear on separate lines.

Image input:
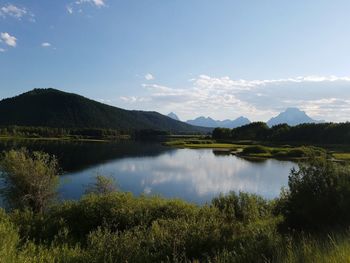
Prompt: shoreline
<box><xmin>163</xmin><ymin>139</ymin><xmax>350</xmax><ymax>162</ymax></box>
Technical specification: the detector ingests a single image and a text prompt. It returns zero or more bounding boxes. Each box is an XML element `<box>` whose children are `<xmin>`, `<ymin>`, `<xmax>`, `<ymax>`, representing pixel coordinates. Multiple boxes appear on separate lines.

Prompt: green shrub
<box><xmin>212</xmin><ymin>192</ymin><xmax>273</xmax><ymax>223</ymax></box>
<box><xmin>242</xmin><ymin>146</ymin><xmax>269</xmax><ymax>155</ymax></box>
<box><xmin>15</xmin><ymin>193</ymin><xmax>200</xmax><ymax>243</ymax></box>
<box><xmin>0</xmin><ymin>148</ymin><xmax>59</xmax><ymax>213</ymax></box>
<box><xmin>277</xmin><ymin>155</ymin><xmax>350</xmax><ymax>231</ymax></box>
<box><xmin>86</xmin><ymin>212</ymin><xmax>229</xmax><ymax>262</ymax></box>
<box><xmin>0</xmin><ymin>209</ymin><xmax>20</xmax><ymax>262</ymax></box>
<box><xmin>85</xmin><ymin>175</ymin><xmax>118</xmax><ymax>195</ymax></box>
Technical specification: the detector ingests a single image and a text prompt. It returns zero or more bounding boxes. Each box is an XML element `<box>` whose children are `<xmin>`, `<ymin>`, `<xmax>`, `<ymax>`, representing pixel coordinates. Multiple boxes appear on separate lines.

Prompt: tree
<box><xmin>0</xmin><ymin>148</ymin><xmax>59</xmax><ymax>213</ymax></box>
<box><xmin>212</xmin><ymin>128</ymin><xmax>231</xmax><ymax>140</ymax></box>
<box><xmin>85</xmin><ymin>175</ymin><xmax>118</xmax><ymax>195</ymax></box>
<box><xmin>277</xmin><ymin>154</ymin><xmax>350</xmax><ymax>231</ymax></box>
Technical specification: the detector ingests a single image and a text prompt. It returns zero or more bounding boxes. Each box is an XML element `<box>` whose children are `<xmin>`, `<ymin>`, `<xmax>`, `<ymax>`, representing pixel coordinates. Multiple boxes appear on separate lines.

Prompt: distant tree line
<box><xmin>0</xmin><ymin>125</ymin><xmax>179</xmax><ymax>140</ymax></box>
<box><xmin>212</xmin><ymin>122</ymin><xmax>350</xmax><ymax>144</ymax></box>
<box><xmin>0</xmin><ymin>126</ymin><xmax>124</xmax><ymax>139</ymax></box>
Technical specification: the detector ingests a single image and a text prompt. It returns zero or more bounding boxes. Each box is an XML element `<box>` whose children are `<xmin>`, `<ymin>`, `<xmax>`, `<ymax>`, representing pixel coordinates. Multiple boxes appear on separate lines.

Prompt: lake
<box><xmin>0</xmin><ymin>140</ymin><xmax>296</xmax><ymax>204</ymax></box>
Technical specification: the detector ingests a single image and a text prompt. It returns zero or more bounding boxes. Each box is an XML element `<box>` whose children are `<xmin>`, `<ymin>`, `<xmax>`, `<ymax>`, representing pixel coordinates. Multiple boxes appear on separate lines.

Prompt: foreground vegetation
<box><xmin>1</xmin><ymin>149</ymin><xmax>350</xmax><ymax>262</ymax></box>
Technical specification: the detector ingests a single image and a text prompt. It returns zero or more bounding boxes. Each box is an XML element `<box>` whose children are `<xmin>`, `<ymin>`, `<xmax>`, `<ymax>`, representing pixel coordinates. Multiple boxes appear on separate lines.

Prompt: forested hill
<box><xmin>0</xmin><ymin>89</ymin><xmax>209</xmax><ymax>134</ymax></box>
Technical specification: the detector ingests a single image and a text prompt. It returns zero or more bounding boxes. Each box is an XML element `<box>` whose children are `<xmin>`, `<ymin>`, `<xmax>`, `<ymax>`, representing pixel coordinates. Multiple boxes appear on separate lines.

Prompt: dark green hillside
<box><xmin>0</xmin><ymin>89</ymin><xmax>208</xmax><ymax>134</ymax></box>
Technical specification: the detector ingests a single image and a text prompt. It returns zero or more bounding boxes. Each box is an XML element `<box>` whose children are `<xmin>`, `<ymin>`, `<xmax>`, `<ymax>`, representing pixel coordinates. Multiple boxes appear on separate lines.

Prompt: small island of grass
<box><xmin>163</xmin><ymin>137</ymin><xmax>350</xmax><ymax>161</ymax></box>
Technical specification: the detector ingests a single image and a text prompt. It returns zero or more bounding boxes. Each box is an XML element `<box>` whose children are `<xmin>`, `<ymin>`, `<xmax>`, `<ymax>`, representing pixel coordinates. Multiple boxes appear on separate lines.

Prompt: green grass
<box><xmin>186</xmin><ymin>143</ymin><xmax>240</xmax><ymax>149</ymax></box>
<box><xmin>240</xmin><ymin>145</ymin><xmax>326</xmax><ymax>159</ymax></box>
<box><xmin>163</xmin><ymin>139</ymin><xmax>330</xmax><ymax>160</ymax></box>
<box><xmin>275</xmin><ymin>235</ymin><xmax>350</xmax><ymax>263</ymax></box>
<box><xmin>163</xmin><ymin>139</ymin><xmax>247</xmax><ymax>150</ymax></box>
<box><xmin>333</xmin><ymin>153</ymin><xmax>350</xmax><ymax>161</ymax></box>
<box><xmin>3</xmin><ymin>193</ymin><xmax>350</xmax><ymax>263</ymax></box>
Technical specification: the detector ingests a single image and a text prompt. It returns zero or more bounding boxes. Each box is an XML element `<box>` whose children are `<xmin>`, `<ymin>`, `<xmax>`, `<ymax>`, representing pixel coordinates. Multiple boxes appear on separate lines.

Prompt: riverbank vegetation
<box><xmin>163</xmin><ymin>139</ymin><xmax>338</xmax><ymax>161</ymax></box>
<box><xmin>0</xmin><ymin>126</ymin><xmax>127</xmax><ymax>141</ymax></box>
<box><xmin>0</xmin><ymin>126</ymin><xmax>203</xmax><ymax>142</ymax></box>
<box><xmin>212</xmin><ymin>122</ymin><xmax>350</xmax><ymax>144</ymax></box>
<box><xmin>1</xmin><ymin>149</ymin><xmax>350</xmax><ymax>262</ymax></box>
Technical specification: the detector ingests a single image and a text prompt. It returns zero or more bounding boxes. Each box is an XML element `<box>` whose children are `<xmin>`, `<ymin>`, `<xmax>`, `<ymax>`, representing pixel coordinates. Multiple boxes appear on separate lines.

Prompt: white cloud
<box><xmin>66</xmin><ymin>6</ymin><xmax>73</xmax><ymax>14</ymax></box>
<box><xmin>0</xmin><ymin>32</ymin><xmax>17</xmax><ymax>47</ymax></box>
<box><xmin>116</xmin><ymin>75</ymin><xmax>350</xmax><ymax>122</ymax></box>
<box><xmin>41</xmin><ymin>42</ymin><xmax>51</xmax><ymax>47</ymax></box>
<box><xmin>91</xmin><ymin>0</ymin><xmax>105</xmax><ymax>7</ymax></box>
<box><xmin>0</xmin><ymin>4</ymin><xmax>26</xmax><ymax>18</ymax></box>
<box><xmin>145</xmin><ymin>73</ymin><xmax>155</xmax><ymax>81</ymax></box>
<box><xmin>0</xmin><ymin>48</ymin><xmax>5</xmax><ymax>52</ymax></box>
<box><xmin>67</xmin><ymin>0</ymin><xmax>106</xmax><ymax>14</ymax></box>
<box><xmin>281</xmin><ymin>98</ymin><xmax>350</xmax><ymax>123</ymax></box>
<box><xmin>77</xmin><ymin>0</ymin><xmax>105</xmax><ymax>7</ymax></box>
<box><xmin>0</xmin><ymin>4</ymin><xmax>34</xmax><ymax>21</ymax></box>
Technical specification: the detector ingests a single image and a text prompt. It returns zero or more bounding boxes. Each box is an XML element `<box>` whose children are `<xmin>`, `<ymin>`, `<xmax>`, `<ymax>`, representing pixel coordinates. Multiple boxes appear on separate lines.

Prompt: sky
<box><xmin>1</xmin><ymin>0</ymin><xmax>350</xmax><ymax>122</ymax></box>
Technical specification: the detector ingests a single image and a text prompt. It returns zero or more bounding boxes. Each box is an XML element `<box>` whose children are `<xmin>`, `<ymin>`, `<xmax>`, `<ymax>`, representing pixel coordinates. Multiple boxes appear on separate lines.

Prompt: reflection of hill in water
<box><xmin>0</xmin><ymin>140</ymin><xmax>170</xmax><ymax>172</ymax></box>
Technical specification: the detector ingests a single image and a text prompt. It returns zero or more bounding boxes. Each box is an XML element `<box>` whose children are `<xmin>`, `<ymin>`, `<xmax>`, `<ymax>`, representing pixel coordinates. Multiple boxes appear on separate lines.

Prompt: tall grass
<box><xmin>1</xmin><ymin>193</ymin><xmax>350</xmax><ymax>262</ymax></box>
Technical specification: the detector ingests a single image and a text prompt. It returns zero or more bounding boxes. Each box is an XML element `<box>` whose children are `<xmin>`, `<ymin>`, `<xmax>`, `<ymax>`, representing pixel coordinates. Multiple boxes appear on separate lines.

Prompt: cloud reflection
<box><xmin>102</xmin><ymin>149</ymin><xmax>294</xmax><ymax>202</ymax></box>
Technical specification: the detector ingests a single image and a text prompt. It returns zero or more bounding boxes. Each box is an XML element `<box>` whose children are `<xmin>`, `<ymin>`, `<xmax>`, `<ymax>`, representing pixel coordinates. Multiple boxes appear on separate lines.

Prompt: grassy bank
<box><xmin>163</xmin><ymin>139</ymin><xmax>243</xmax><ymax>150</ymax></box>
<box><xmin>163</xmin><ymin>138</ymin><xmax>350</xmax><ymax>161</ymax></box>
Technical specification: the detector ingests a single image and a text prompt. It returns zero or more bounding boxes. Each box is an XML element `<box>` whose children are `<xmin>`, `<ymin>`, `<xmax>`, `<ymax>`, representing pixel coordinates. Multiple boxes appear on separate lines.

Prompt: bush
<box><xmin>15</xmin><ymin>193</ymin><xmax>200</xmax><ymax>243</ymax></box>
<box><xmin>0</xmin><ymin>208</ymin><xmax>83</xmax><ymax>263</ymax></box>
<box><xmin>86</xmin><ymin>214</ymin><xmax>227</xmax><ymax>262</ymax></box>
<box><xmin>85</xmin><ymin>175</ymin><xmax>118</xmax><ymax>195</ymax></box>
<box><xmin>242</xmin><ymin>146</ymin><xmax>269</xmax><ymax>155</ymax></box>
<box><xmin>0</xmin><ymin>148</ymin><xmax>59</xmax><ymax>213</ymax></box>
<box><xmin>212</xmin><ymin>192</ymin><xmax>273</xmax><ymax>223</ymax></box>
<box><xmin>277</xmin><ymin>155</ymin><xmax>350</xmax><ymax>231</ymax></box>
<box><xmin>8</xmin><ymin>191</ymin><xmax>283</xmax><ymax>262</ymax></box>
<box><xmin>0</xmin><ymin>209</ymin><xmax>20</xmax><ymax>262</ymax></box>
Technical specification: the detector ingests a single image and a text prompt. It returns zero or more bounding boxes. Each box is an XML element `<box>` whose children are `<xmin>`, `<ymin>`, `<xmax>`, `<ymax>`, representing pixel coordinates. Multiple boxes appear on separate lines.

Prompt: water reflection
<box><xmin>0</xmin><ymin>139</ymin><xmax>169</xmax><ymax>171</ymax></box>
<box><xmin>0</xmin><ymin>140</ymin><xmax>295</xmax><ymax>204</ymax></box>
<box><xmin>60</xmin><ymin>148</ymin><xmax>295</xmax><ymax>204</ymax></box>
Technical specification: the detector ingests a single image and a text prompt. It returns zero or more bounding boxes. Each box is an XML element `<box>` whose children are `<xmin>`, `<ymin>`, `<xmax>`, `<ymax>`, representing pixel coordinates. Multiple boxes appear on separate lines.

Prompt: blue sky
<box><xmin>1</xmin><ymin>0</ymin><xmax>350</xmax><ymax>121</ymax></box>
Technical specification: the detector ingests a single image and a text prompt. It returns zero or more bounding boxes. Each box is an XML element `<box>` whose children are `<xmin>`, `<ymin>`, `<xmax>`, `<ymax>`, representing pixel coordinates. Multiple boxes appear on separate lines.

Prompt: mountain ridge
<box><xmin>0</xmin><ymin>89</ymin><xmax>209</xmax><ymax>133</ymax></box>
<box><xmin>167</xmin><ymin>112</ymin><xmax>180</xmax><ymax>121</ymax></box>
<box><xmin>267</xmin><ymin>107</ymin><xmax>323</xmax><ymax>127</ymax></box>
<box><xmin>186</xmin><ymin>116</ymin><xmax>251</xmax><ymax>128</ymax></box>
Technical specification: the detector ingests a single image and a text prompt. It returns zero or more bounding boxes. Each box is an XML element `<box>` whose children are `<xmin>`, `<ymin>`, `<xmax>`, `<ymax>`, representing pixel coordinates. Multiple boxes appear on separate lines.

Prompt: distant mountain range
<box><xmin>167</xmin><ymin>108</ymin><xmax>323</xmax><ymax>129</ymax></box>
<box><xmin>0</xmin><ymin>89</ymin><xmax>209</xmax><ymax>133</ymax></box>
<box><xmin>167</xmin><ymin>113</ymin><xmax>251</xmax><ymax>129</ymax></box>
<box><xmin>187</xmin><ymin>116</ymin><xmax>251</xmax><ymax>129</ymax></box>
<box><xmin>267</xmin><ymin>108</ymin><xmax>323</xmax><ymax>127</ymax></box>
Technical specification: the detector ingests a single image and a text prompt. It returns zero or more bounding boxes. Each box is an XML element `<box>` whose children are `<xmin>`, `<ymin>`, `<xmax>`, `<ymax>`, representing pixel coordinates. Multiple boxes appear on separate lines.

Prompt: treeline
<box><xmin>0</xmin><ymin>126</ymin><xmax>201</xmax><ymax>140</ymax></box>
<box><xmin>213</xmin><ymin>122</ymin><xmax>350</xmax><ymax>144</ymax></box>
<box><xmin>0</xmin><ymin>126</ymin><xmax>124</xmax><ymax>139</ymax></box>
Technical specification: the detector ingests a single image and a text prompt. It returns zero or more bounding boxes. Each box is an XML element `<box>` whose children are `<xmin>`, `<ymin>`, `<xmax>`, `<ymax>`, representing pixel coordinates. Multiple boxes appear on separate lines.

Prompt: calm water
<box><xmin>0</xmin><ymin>140</ymin><xmax>296</xmax><ymax>204</ymax></box>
